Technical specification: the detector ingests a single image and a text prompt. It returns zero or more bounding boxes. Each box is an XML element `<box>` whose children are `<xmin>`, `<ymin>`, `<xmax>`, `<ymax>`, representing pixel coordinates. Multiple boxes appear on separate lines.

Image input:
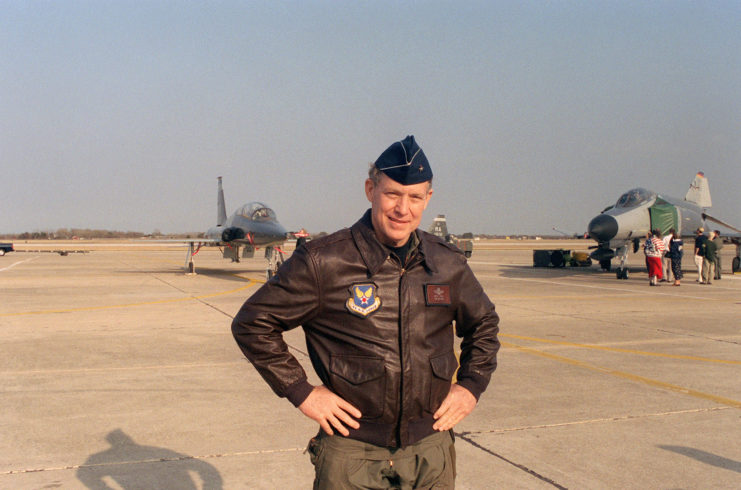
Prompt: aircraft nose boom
<box><xmin>588</xmin><ymin>214</ymin><xmax>618</xmax><ymax>243</ymax></box>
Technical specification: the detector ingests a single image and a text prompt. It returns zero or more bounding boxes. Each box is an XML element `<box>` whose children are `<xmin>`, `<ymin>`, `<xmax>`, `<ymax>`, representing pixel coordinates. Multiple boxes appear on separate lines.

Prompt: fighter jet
<box><xmin>428</xmin><ymin>215</ymin><xmax>473</xmax><ymax>257</ymax></box>
<box><xmin>179</xmin><ymin>177</ymin><xmax>288</xmax><ymax>277</ymax></box>
<box><xmin>587</xmin><ymin>172</ymin><xmax>741</xmax><ymax>279</ymax></box>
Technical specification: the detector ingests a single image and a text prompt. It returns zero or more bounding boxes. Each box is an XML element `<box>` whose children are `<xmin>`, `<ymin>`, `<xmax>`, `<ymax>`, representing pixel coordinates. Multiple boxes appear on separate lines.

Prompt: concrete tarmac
<box><xmin>1</xmin><ymin>240</ymin><xmax>739</xmax><ymax>489</ymax></box>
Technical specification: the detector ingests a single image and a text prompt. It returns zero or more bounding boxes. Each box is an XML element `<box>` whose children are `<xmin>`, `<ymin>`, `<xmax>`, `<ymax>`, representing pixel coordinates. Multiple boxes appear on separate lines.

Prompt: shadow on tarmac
<box><xmin>77</xmin><ymin>429</ymin><xmax>223</xmax><ymax>489</ymax></box>
<box><xmin>658</xmin><ymin>445</ymin><xmax>741</xmax><ymax>474</ymax></box>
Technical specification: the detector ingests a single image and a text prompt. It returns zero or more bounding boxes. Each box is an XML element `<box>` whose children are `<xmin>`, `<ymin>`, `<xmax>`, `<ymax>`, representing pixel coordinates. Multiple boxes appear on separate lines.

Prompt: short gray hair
<box><xmin>367</xmin><ymin>163</ymin><xmax>433</xmax><ymax>189</ymax></box>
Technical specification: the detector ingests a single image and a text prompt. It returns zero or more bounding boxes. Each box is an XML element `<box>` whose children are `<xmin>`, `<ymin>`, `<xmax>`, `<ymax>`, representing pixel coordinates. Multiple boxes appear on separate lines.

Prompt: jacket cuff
<box><xmin>455</xmin><ymin>373</ymin><xmax>489</xmax><ymax>401</ymax></box>
<box><xmin>285</xmin><ymin>379</ymin><xmax>315</xmax><ymax>407</ymax></box>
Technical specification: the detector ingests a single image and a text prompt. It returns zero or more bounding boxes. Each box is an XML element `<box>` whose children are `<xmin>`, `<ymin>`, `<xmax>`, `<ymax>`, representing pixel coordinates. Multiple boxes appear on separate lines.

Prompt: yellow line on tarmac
<box><xmin>0</xmin><ymin>277</ymin><xmax>262</xmax><ymax>317</ymax></box>
<box><xmin>501</xmin><ymin>333</ymin><xmax>741</xmax><ymax>366</ymax></box>
<box><xmin>503</xmin><ymin>341</ymin><xmax>741</xmax><ymax>409</ymax></box>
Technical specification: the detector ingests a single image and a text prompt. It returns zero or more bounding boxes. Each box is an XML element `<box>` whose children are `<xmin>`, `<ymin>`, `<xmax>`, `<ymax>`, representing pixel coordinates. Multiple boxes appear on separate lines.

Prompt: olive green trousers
<box><xmin>306</xmin><ymin>430</ymin><xmax>456</xmax><ymax>489</ymax></box>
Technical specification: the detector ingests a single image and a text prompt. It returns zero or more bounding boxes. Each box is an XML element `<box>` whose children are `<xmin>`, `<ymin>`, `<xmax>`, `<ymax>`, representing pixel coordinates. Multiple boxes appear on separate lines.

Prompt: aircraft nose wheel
<box><xmin>616</xmin><ymin>267</ymin><xmax>629</xmax><ymax>280</ymax></box>
<box><xmin>265</xmin><ymin>246</ymin><xmax>285</xmax><ymax>280</ymax></box>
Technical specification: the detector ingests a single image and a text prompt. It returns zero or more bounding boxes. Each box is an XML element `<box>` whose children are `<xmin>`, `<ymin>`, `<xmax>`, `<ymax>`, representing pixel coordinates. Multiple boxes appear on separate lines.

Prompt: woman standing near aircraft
<box><xmin>644</xmin><ymin>230</ymin><xmax>665</xmax><ymax>286</ymax></box>
<box><xmin>666</xmin><ymin>228</ymin><xmax>683</xmax><ymax>286</ymax></box>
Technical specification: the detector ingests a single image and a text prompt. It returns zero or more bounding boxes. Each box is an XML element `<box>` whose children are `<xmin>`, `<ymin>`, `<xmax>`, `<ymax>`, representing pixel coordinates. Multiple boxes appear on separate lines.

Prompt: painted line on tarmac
<box><xmin>501</xmin><ymin>333</ymin><xmax>741</xmax><ymax>365</ymax></box>
<box><xmin>1</xmin><ymin>360</ymin><xmax>246</xmax><ymax>377</ymax></box>
<box><xmin>0</xmin><ymin>277</ymin><xmax>262</xmax><ymax>317</ymax></box>
<box><xmin>504</xmin><ymin>341</ymin><xmax>741</xmax><ymax>409</ymax></box>
<box><xmin>0</xmin><ymin>447</ymin><xmax>304</xmax><ymax>476</ymax></box>
<box><xmin>462</xmin><ymin>406</ymin><xmax>730</xmax><ymax>436</ymax></box>
<box><xmin>0</xmin><ymin>256</ymin><xmax>39</xmax><ymax>272</ymax></box>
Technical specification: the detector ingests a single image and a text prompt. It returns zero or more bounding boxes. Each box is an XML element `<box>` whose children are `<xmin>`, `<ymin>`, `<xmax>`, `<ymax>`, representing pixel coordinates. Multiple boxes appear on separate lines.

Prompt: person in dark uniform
<box><xmin>713</xmin><ymin>230</ymin><xmax>723</xmax><ymax>280</ymax></box>
<box><xmin>701</xmin><ymin>233</ymin><xmax>717</xmax><ymax>285</ymax></box>
<box><xmin>694</xmin><ymin>228</ymin><xmax>708</xmax><ymax>283</ymax></box>
<box><xmin>232</xmin><ymin>135</ymin><xmax>500</xmax><ymax>489</ymax></box>
<box><xmin>667</xmin><ymin>229</ymin><xmax>683</xmax><ymax>286</ymax></box>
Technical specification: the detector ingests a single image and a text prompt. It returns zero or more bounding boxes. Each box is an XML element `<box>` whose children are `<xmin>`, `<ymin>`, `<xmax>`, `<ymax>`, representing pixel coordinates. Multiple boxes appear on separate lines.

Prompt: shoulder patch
<box><xmin>346</xmin><ymin>283</ymin><xmax>381</xmax><ymax>317</ymax></box>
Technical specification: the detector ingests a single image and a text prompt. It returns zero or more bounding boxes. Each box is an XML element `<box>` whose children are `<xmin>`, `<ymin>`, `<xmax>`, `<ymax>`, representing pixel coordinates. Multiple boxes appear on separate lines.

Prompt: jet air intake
<box><xmin>588</xmin><ymin>214</ymin><xmax>618</xmax><ymax>243</ymax></box>
<box><xmin>221</xmin><ymin>227</ymin><xmax>246</xmax><ymax>242</ymax></box>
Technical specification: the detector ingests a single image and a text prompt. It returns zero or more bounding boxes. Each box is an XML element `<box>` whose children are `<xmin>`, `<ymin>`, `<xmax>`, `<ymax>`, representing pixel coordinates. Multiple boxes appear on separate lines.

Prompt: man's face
<box><xmin>365</xmin><ymin>173</ymin><xmax>433</xmax><ymax>247</ymax></box>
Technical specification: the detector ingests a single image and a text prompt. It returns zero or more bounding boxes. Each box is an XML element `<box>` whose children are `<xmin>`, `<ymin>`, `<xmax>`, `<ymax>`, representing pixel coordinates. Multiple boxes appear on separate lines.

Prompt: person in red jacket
<box><xmin>644</xmin><ymin>229</ymin><xmax>666</xmax><ymax>286</ymax></box>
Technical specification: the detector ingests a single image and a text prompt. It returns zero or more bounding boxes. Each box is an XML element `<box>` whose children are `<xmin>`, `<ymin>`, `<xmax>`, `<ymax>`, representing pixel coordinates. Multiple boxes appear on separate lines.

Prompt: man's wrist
<box><xmin>455</xmin><ymin>375</ymin><xmax>486</xmax><ymax>401</ymax></box>
<box><xmin>285</xmin><ymin>379</ymin><xmax>315</xmax><ymax>407</ymax></box>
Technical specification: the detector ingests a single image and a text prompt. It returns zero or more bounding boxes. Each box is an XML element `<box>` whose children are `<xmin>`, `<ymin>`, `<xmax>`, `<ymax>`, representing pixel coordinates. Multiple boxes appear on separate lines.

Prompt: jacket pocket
<box><xmin>428</xmin><ymin>351</ymin><xmax>459</xmax><ymax>412</ymax></box>
<box><xmin>329</xmin><ymin>355</ymin><xmax>386</xmax><ymax>420</ymax></box>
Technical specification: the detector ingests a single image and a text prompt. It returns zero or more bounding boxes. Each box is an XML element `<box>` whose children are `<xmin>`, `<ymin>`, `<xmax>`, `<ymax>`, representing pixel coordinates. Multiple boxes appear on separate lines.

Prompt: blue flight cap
<box><xmin>374</xmin><ymin>135</ymin><xmax>433</xmax><ymax>185</ymax></box>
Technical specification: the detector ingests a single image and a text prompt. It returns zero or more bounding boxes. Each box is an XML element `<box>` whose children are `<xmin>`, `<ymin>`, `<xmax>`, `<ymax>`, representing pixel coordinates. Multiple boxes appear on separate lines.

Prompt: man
<box><xmin>232</xmin><ymin>135</ymin><xmax>500</xmax><ymax>488</ymax></box>
<box><xmin>693</xmin><ymin>228</ymin><xmax>707</xmax><ymax>283</ymax></box>
<box><xmin>713</xmin><ymin>230</ymin><xmax>723</xmax><ymax>280</ymax></box>
<box><xmin>701</xmin><ymin>232</ymin><xmax>717</xmax><ymax>285</ymax></box>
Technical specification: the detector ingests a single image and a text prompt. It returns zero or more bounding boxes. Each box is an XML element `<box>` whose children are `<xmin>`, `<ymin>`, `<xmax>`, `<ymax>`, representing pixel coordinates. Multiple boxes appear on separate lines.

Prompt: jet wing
<box><xmin>703</xmin><ymin>213</ymin><xmax>741</xmax><ymax>234</ymax></box>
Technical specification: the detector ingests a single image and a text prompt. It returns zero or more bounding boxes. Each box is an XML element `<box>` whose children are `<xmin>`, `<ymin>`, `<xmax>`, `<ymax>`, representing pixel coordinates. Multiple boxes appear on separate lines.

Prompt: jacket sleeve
<box><xmin>453</xmin><ymin>262</ymin><xmax>500</xmax><ymax>401</ymax></box>
<box><xmin>231</xmin><ymin>246</ymin><xmax>320</xmax><ymax>407</ymax></box>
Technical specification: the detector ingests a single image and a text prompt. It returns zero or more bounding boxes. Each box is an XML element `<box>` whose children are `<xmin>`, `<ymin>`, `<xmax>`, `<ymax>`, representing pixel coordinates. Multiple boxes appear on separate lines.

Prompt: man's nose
<box><xmin>394</xmin><ymin>195</ymin><xmax>410</xmax><ymax>214</ymax></box>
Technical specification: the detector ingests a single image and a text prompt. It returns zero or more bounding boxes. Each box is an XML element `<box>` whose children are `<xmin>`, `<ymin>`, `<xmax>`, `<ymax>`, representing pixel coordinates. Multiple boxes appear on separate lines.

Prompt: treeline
<box><xmin>0</xmin><ymin>229</ymin><xmax>203</xmax><ymax>240</ymax></box>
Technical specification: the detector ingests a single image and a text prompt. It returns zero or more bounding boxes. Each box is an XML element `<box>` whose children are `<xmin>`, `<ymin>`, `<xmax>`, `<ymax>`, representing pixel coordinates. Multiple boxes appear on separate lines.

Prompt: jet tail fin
<box><xmin>684</xmin><ymin>172</ymin><xmax>712</xmax><ymax>208</ymax></box>
<box><xmin>217</xmin><ymin>176</ymin><xmax>227</xmax><ymax>226</ymax></box>
<box><xmin>428</xmin><ymin>215</ymin><xmax>449</xmax><ymax>238</ymax></box>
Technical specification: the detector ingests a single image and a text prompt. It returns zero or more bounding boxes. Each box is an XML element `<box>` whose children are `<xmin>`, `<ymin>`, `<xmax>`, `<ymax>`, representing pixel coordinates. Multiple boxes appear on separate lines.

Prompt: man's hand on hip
<box><xmin>432</xmin><ymin>384</ymin><xmax>477</xmax><ymax>431</ymax></box>
<box><xmin>298</xmin><ymin>385</ymin><xmax>362</xmax><ymax>436</ymax></box>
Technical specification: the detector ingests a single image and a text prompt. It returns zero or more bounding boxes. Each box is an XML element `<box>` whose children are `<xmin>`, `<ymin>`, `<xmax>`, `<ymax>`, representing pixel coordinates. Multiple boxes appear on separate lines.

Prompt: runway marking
<box><xmin>0</xmin><ymin>360</ymin><xmax>246</xmax><ymax>377</ymax></box>
<box><xmin>461</xmin><ymin>406</ymin><xmax>730</xmax><ymax>435</ymax></box>
<box><xmin>0</xmin><ymin>256</ymin><xmax>39</xmax><ymax>272</ymax></box>
<box><xmin>501</xmin><ymin>333</ymin><xmax>741</xmax><ymax>365</ymax></box>
<box><xmin>0</xmin><ymin>447</ymin><xmax>305</xmax><ymax>475</ymax></box>
<box><xmin>0</xmin><ymin>277</ymin><xmax>262</xmax><ymax>317</ymax></box>
<box><xmin>504</xmin><ymin>341</ymin><xmax>741</xmax><ymax>409</ymax></box>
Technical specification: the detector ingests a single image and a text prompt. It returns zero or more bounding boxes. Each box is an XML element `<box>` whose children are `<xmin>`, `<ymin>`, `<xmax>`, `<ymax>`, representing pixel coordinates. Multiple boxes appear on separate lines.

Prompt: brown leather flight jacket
<box><xmin>232</xmin><ymin>210</ymin><xmax>500</xmax><ymax>448</ymax></box>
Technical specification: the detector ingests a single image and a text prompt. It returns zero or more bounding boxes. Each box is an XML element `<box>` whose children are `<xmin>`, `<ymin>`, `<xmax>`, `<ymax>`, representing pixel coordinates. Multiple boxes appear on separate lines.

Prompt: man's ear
<box><xmin>423</xmin><ymin>188</ymin><xmax>434</xmax><ymax>209</ymax></box>
<box><xmin>365</xmin><ymin>179</ymin><xmax>375</xmax><ymax>203</ymax></box>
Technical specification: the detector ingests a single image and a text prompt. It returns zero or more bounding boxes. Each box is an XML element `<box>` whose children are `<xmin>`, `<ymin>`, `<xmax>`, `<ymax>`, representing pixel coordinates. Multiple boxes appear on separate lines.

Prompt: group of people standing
<box><xmin>643</xmin><ymin>227</ymin><xmax>723</xmax><ymax>286</ymax></box>
<box><xmin>643</xmin><ymin>228</ymin><xmax>681</xmax><ymax>286</ymax></box>
<box><xmin>694</xmin><ymin>227</ymin><xmax>724</xmax><ymax>284</ymax></box>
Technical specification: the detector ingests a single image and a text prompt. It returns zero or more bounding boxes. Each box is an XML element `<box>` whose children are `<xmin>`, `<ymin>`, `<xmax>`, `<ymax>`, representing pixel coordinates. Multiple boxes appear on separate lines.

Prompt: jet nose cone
<box><xmin>588</xmin><ymin>214</ymin><xmax>618</xmax><ymax>243</ymax></box>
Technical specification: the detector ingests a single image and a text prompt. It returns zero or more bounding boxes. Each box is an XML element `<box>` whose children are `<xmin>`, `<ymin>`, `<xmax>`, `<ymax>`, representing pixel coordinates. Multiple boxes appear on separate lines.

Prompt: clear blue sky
<box><xmin>2</xmin><ymin>1</ymin><xmax>740</xmax><ymax>235</ymax></box>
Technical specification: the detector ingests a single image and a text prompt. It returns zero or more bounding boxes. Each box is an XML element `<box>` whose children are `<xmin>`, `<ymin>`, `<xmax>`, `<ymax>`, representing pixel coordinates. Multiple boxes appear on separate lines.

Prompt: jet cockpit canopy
<box><xmin>615</xmin><ymin>188</ymin><xmax>656</xmax><ymax>208</ymax></box>
<box><xmin>236</xmin><ymin>202</ymin><xmax>278</xmax><ymax>222</ymax></box>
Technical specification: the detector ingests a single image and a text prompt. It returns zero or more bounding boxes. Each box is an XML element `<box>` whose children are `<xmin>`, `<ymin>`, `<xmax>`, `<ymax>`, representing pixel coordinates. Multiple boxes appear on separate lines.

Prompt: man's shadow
<box><xmin>77</xmin><ymin>429</ymin><xmax>223</xmax><ymax>489</ymax></box>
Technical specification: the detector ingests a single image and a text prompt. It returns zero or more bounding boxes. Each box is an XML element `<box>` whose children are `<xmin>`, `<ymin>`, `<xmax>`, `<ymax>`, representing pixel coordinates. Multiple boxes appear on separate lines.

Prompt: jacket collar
<box><xmin>351</xmin><ymin>209</ymin><xmax>437</xmax><ymax>276</ymax></box>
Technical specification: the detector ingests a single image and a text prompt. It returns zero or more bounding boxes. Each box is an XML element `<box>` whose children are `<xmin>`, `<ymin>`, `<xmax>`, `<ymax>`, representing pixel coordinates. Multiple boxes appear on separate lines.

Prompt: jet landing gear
<box><xmin>614</xmin><ymin>246</ymin><xmax>629</xmax><ymax>280</ymax></box>
<box><xmin>265</xmin><ymin>246</ymin><xmax>285</xmax><ymax>280</ymax></box>
<box><xmin>598</xmin><ymin>259</ymin><xmax>628</xmax><ymax>278</ymax></box>
<box><xmin>185</xmin><ymin>242</ymin><xmax>203</xmax><ymax>275</ymax></box>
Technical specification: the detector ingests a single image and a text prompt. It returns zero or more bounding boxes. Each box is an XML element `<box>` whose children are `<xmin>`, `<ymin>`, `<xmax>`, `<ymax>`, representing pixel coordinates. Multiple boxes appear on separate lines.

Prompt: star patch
<box><xmin>425</xmin><ymin>284</ymin><xmax>451</xmax><ymax>306</ymax></box>
<box><xmin>346</xmin><ymin>283</ymin><xmax>381</xmax><ymax>318</ymax></box>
